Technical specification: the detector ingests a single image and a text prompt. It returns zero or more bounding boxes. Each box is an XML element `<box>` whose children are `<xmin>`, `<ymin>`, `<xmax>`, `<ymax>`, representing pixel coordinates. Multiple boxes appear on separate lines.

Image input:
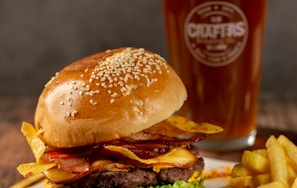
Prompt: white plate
<box><xmin>203</xmin><ymin>157</ymin><xmax>236</xmax><ymax>188</ymax></box>
<box><xmin>27</xmin><ymin>157</ymin><xmax>236</xmax><ymax>188</ymax></box>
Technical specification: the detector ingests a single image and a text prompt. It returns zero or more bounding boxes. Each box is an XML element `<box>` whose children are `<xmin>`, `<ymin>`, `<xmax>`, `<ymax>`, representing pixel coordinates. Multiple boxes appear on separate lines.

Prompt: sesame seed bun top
<box><xmin>34</xmin><ymin>47</ymin><xmax>187</xmax><ymax>148</ymax></box>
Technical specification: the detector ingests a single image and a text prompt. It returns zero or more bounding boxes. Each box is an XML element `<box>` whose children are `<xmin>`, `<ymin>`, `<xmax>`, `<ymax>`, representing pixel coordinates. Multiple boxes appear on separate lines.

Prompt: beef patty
<box><xmin>57</xmin><ymin>157</ymin><xmax>204</xmax><ymax>188</ymax></box>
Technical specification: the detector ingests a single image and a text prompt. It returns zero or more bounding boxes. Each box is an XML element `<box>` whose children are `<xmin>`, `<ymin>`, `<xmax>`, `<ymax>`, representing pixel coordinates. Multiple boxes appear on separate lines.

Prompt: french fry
<box><xmin>266</xmin><ymin>135</ymin><xmax>289</xmax><ymax>188</ymax></box>
<box><xmin>253</xmin><ymin>173</ymin><xmax>272</xmax><ymax>187</ymax></box>
<box><xmin>291</xmin><ymin>177</ymin><xmax>297</xmax><ymax>188</ymax></box>
<box><xmin>253</xmin><ymin>149</ymin><xmax>268</xmax><ymax>158</ymax></box>
<box><xmin>288</xmin><ymin>163</ymin><xmax>297</xmax><ymax>186</ymax></box>
<box><xmin>231</xmin><ymin>164</ymin><xmax>254</xmax><ymax>178</ymax></box>
<box><xmin>228</xmin><ymin>135</ymin><xmax>297</xmax><ymax>188</ymax></box>
<box><xmin>257</xmin><ymin>181</ymin><xmax>286</xmax><ymax>188</ymax></box>
<box><xmin>241</xmin><ymin>150</ymin><xmax>270</xmax><ymax>173</ymax></box>
<box><xmin>278</xmin><ymin>135</ymin><xmax>297</xmax><ymax>169</ymax></box>
<box><xmin>228</xmin><ymin>176</ymin><xmax>254</xmax><ymax>187</ymax></box>
<box><xmin>287</xmin><ymin>156</ymin><xmax>297</xmax><ymax>173</ymax></box>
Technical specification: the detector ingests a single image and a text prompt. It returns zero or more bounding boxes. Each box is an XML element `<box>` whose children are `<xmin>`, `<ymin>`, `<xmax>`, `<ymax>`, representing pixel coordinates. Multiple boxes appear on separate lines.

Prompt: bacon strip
<box><xmin>44</xmin><ymin>133</ymin><xmax>205</xmax><ymax>173</ymax></box>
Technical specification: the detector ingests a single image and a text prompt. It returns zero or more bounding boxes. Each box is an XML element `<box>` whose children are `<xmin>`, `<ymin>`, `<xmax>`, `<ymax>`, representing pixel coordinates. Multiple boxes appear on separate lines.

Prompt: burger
<box><xmin>17</xmin><ymin>47</ymin><xmax>222</xmax><ymax>188</ymax></box>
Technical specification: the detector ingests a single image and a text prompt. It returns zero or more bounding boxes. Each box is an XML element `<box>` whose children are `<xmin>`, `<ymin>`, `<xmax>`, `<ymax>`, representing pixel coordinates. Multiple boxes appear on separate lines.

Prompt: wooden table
<box><xmin>1</xmin><ymin>93</ymin><xmax>297</xmax><ymax>187</ymax></box>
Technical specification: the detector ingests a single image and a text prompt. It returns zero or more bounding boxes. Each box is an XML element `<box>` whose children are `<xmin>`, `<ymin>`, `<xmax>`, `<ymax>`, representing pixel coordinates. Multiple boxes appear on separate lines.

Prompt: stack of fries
<box><xmin>228</xmin><ymin>135</ymin><xmax>297</xmax><ymax>188</ymax></box>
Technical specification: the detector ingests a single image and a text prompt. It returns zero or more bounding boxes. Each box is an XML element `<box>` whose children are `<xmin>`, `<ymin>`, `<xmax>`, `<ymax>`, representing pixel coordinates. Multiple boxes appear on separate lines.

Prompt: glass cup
<box><xmin>163</xmin><ymin>0</ymin><xmax>267</xmax><ymax>150</ymax></box>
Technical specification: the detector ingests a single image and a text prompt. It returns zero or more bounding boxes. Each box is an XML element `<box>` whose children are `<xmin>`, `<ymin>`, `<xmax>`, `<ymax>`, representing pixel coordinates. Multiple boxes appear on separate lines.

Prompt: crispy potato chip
<box><xmin>166</xmin><ymin>115</ymin><xmax>223</xmax><ymax>134</ymax></box>
<box><xmin>104</xmin><ymin>145</ymin><xmax>196</xmax><ymax>172</ymax></box>
<box><xmin>166</xmin><ymin>116</ymin><xmax>223</xmax><ymax>134</ymax></box>
<box><xmin>44</xmin><ymin>159</ymin><xmax>128</xmax><ymax>184</ymax></box>
<box><xmin>44</xmin><ymin>167</ymin><xmax>78</xmax><ymax>183</ymax></box>
<box><xmin>21</xmin><ymin>122</ymin><xmax>46</xmax><ymax>163</ymax></box>
<box><xmin>10</xmin><ymin>173</ymin><xmax>45</xmax><ymax>188</ymax></box>
<box><xmin>145</xmin><ymin>115</ymin><xmax>223</xmax><ymax>137</ymax></box>
<box><xmin>17</xmin><ymin>162</ymin><xmax>56</xmax><ymax>177</ymax></box>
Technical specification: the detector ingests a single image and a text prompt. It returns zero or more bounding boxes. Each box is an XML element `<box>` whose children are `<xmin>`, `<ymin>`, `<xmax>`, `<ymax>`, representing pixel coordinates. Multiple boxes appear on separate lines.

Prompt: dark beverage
<box><xmin>163</xmin><ymin>0</ymin><xmax>267</xmax><ymax>150</ymax></box>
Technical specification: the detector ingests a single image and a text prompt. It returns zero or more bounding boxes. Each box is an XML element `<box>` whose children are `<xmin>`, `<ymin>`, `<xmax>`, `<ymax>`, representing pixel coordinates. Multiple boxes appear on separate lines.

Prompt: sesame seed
<box><xmin>98</xmin><ymin>71</ymin><xmax>104</xmax><ymax>77</ymax></box>
<box><xmin>71</xmin><ymin>110</ymin><xmax>78</xmax><ymax>117</ymax></box>
<box><xmin>45</xmin><ymin>76</ymin><xmax>56</xmax><ymax>87</ymax></box>
<box><xmin>69</xmin><ymin>48</ymin><xmax>169</xmax><ymax>106</ymax></box>
<box><xmin>89</xmin><ymin>99</ymin><xmax>96</xmax><ymax>105</ymax></box>
<box><xmin>134</xmin><ymin>75</ymin><xmax>140</xmax><ymax>80</ymax></box>
<box><xmin>111</xmin><ymin>92</ymin><xmax>118</xmax><ymax>97</ymax></box>
<box><xmin>85</xmin><ymin>91</ymin><xmax>93</xmax><ymax>96</ymax></box>
<box><xmin>101</xmin><ymin>83</ymin><xmax>107</xmax><ymax>88</ymax></box>
<box><xmin>90</xmin><ymin>100</ymin><xmax>97</xmax><ymax>105</ymax></box>
<box><xmin>84</xmin><ymin>85</ymin><xmax>90</xmax><ymax>91</ymax></box>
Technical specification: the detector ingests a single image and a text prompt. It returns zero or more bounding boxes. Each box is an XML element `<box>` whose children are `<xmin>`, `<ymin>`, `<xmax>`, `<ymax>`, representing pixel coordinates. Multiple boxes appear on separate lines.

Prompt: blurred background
<box><xmin>1</xmin><ymin>1</ymin><xmax>297</xmax><ymax>187</ymax></box>
<box><xmin>0</xmin><ymin>0</ymin><xmax>296</xmax><ymax>97</ymax></box>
